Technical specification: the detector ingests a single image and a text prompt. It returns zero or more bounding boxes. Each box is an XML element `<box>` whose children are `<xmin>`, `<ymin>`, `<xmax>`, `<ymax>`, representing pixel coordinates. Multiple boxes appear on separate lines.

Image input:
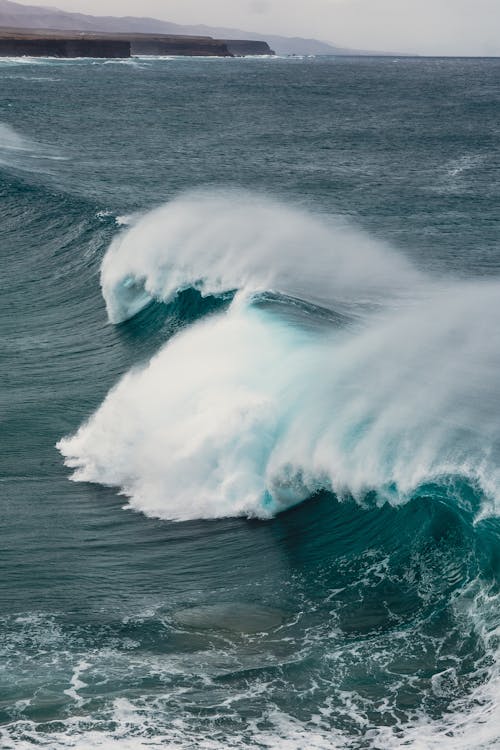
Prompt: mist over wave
<box><xmin>58</xmin><ymin>192</ymin><xmax>500</xmax><ymax>520</ymax></box>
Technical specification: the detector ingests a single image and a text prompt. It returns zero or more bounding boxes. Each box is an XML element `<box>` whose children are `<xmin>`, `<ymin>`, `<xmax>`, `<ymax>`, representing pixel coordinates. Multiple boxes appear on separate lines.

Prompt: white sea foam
<box><xmin>4</xmin><ymin>582</ymin><xmax>500</xmax><ymax>749</ymax></box>
<box><xmin>115</xmin><ymin>212</ymin><xmax>140</xmax><ymax>226</ymax></box>
<box><xmin>0</xmin><ymin>56</ymin><xmax>45</xmax><ymax>65</ymax></box>
<box><xmin>63</xmin><ymin>660</ymin><xmax>91</xmax><ymax>705</ymax></box>
<box><xmin>4</xmin><ymin>666</ymin><xmax>500</xmax><ymax>750</ymax></box>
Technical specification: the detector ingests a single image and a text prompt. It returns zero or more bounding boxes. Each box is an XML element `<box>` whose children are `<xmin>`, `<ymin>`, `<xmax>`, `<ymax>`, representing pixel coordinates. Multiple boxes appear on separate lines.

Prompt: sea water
<box><xmin>1</xmin><ymin>55</ymin><xmax>500</xmax><ymax>749</ymax></box>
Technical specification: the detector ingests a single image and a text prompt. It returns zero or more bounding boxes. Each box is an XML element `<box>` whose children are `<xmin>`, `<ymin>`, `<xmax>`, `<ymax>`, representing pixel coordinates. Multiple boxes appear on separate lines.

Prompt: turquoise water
<box><xmin>2</xmin><ymin>55</ymin><xmax>500</xmax><ymax>748</ymax></box>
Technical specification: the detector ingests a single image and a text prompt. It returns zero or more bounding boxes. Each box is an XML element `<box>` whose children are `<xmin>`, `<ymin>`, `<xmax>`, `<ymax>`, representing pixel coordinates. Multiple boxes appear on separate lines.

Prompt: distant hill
<box><xmin>0</xmin><ymin>0</ymin><xmax>381</xmax><ymax>56</ymax></box>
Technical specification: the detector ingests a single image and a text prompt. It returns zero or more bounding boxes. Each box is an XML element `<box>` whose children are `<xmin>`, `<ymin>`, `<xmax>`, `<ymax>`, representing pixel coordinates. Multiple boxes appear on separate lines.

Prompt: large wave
<box><xmin>58</xmin><ymin>192</ymin><xmax>500</xmax><ymax>520</ymax></box>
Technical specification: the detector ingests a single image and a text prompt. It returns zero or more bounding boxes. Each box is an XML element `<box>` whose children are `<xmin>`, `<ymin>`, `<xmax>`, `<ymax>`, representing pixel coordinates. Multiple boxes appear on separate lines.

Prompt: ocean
<box><xmin>1</xmin><ymin>54</ymin><xmax>500</xmax><ymax>749</ymax></box>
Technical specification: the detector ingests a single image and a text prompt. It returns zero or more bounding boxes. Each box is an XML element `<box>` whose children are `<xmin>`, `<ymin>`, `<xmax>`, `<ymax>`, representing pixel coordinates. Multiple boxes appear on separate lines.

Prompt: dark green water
<box><xmin>1</xmin><ymin>56</ymin><xmax>500</xmax><ymax>749</ymax></box>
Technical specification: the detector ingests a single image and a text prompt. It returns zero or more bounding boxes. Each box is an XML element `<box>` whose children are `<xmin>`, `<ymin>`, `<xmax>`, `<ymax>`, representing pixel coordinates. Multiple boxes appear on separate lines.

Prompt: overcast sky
<box><xmin>15</xmin><ymin>0</ymin><xmax>500</xmax><ymax>55</ymax></box>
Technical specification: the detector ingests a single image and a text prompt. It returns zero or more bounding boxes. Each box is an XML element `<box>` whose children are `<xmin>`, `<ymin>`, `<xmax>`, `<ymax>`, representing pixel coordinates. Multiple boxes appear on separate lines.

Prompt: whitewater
<box><xmin>2</xmin><ymin>55</ymin><xmax>500</xmax><ymax>750</ymax></box>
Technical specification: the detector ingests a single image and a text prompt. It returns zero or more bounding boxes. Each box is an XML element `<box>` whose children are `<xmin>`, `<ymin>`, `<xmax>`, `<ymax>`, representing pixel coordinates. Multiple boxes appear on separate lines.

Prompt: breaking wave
<box><xmin>58</xmin><ymin>191</ymin><xmax>500</xmax><ymax>521</ymax></box>
<box><xmin>100</xmin><ymin>190</ymin><xmax>420</xmax><ymax>324</ymax></box>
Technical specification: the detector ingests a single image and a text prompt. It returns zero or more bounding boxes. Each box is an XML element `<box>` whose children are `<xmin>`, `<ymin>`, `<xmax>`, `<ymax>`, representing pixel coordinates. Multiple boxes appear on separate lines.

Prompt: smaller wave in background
<box><xmin>0</xmin><ymin>122</ymin><xmax>65</xmax><ymax>175</ymax></box>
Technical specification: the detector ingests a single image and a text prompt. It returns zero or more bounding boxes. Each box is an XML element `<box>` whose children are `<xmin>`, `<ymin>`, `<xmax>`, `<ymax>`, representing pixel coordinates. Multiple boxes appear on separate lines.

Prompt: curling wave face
<box><xmin>58</xmin><ymin>191</ymin><xmax>500</xmax><ymax>521</ymax></box>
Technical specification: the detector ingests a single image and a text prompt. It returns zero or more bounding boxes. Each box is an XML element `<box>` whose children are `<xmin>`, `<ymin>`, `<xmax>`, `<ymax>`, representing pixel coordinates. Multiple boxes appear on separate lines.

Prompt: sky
<box><xmin>13</xmin><ymin>0</ymin><xmax>500</xmax><ymax>55</ymax></box>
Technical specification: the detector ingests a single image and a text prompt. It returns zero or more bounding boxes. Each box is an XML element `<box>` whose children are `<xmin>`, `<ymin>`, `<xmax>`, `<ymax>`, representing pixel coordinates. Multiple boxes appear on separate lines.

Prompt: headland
<box><xmin>0</xmin><ymin>27</ymin><xmax>274</xmax><ymax>57</ymax></box>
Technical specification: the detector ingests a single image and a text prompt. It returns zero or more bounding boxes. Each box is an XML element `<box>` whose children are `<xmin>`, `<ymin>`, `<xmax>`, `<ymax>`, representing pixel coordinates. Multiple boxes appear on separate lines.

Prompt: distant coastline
<box><xmin>0</xmin><ymin>0</ymin><xmax>386</xmax><ymax>56</ymax></box>
<box><xmin>0</xmin><ymin>27</ymin><xmax>274</xmax><ymax>57</ymax></box>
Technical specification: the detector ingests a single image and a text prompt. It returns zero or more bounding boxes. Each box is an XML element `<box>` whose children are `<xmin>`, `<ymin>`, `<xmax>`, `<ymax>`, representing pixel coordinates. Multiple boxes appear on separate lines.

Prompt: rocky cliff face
<box><xmin>0</xmin><ymin>27</ymin><xmax>272</xmax><ymax>58</ymax></box>
<box><xmin>0</xmin><ymin>29</ymin><xmax>272</xmax><ymax>57</ymax></box>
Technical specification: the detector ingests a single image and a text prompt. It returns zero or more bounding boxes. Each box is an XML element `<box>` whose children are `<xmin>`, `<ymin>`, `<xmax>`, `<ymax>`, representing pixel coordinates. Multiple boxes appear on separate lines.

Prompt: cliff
<box><xmin>0</xmin><ymin>30</ymin><xmax>130</xmax><ymax>56</ymax></box>
<box><xmin>0</xmin><ymin>27</ymin><xmax>273</xmax><ymax>58</ymax></box>
<box><xmin>131</xmin><ymin>36</ymin><xmax>273</xmax><ymax>57</ymax></box>
<box><xmin>224</xmin><ymin>40</ymin><xmax>274</xmax><ymax>56</ymax></box>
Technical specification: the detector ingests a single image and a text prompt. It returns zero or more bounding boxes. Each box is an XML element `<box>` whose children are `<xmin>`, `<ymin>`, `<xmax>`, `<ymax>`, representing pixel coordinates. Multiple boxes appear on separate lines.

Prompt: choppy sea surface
<box><xmin>2</xmin><ymin>55</ymin><xmax>500</xmax><ymax>749</ymax></box>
